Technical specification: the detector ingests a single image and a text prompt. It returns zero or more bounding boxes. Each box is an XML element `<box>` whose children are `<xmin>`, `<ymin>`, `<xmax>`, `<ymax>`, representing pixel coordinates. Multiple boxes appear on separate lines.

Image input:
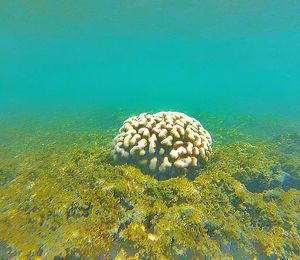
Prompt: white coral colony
<box><xmin>112</xmin><ymin>112</ymin><xmax>212</xmax><ymax>177</ymax></box>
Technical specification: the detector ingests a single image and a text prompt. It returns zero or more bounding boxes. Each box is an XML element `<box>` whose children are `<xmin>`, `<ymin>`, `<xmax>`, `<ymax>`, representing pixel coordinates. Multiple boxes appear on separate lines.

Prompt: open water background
<box><xmin>1</xmin><ymin>1</ymin><xmax>300</xmax><ymax>124</ymax></box>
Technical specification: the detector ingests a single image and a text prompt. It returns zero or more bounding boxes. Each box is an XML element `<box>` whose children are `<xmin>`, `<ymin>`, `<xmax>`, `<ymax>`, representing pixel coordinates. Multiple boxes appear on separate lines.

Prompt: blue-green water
<box><xmin>1</xmin><ymin>1</ymin><xmax>300</xmax><ymax>259</ymax></box>
<box><xmin>1</xmin><ymin>1</ymin><xmax>300</xmax><ymax>120</ymax></box>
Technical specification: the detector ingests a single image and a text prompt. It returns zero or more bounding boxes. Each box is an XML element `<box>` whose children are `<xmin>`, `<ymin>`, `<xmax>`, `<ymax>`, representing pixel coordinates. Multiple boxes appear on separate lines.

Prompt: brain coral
<box><xmin>112</xmin><ymin>112</ymin><xmax>212</xmax><ymax>177</ymax></box>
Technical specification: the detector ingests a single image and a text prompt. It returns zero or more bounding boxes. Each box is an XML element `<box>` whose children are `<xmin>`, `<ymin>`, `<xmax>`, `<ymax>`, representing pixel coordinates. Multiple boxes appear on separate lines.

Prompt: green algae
<box><xmin>0</xmin><ymin>117</ymin><xmax>299</xmax><ymax>259</ymax></box>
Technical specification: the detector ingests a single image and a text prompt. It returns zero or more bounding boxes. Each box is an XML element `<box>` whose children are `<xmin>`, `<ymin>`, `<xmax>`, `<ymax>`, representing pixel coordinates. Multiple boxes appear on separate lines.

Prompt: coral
<box><xmin>112</xmin><ymin>112</ymin><xmax>212</xmax><ymax>178</ymax></box>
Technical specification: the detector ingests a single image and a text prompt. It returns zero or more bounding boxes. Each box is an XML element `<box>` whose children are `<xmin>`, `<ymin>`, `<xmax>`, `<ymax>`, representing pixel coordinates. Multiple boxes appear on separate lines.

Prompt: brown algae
<box><xmin>0</xmin><ymin>117</ymin><xmax>299</xmax><ymax>259</ymax></box>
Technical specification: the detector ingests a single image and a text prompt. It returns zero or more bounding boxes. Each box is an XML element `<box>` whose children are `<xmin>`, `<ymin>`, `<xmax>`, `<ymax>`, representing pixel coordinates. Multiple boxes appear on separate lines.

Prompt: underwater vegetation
<box><xmin>0</xmin><ymin>114</ymin><xmax>299</xmax><ymax>259</ymax></box>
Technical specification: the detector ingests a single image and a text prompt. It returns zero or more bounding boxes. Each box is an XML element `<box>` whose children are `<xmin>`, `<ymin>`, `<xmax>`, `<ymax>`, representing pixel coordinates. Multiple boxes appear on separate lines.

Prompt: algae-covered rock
<box><xmin>0</xmin><ymin>118</ymin><xmax>299</xmax><ymax>259</ymax></box>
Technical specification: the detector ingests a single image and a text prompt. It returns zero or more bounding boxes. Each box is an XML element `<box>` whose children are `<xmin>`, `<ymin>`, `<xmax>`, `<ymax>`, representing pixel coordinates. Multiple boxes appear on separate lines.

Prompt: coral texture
<box><xmin>112</xmin><ymin>112</ymin><xmax>212</xmax><ymax>175</ymax></box>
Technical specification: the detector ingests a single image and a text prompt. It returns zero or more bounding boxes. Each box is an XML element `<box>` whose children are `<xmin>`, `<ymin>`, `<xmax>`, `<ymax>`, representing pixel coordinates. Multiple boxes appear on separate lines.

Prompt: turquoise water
<box><xmin>1</xmin><ymin>1</ymin><xmax>300</xmax><ymax>120</ymax></box>
<box><xmin>1</xmin><ymin>1</ymin><xmax>300</xmax><ymax>259</ymax></box>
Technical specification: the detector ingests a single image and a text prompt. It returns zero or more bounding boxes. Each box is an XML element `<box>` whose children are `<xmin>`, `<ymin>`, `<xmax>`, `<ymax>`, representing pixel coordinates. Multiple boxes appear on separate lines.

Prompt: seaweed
<box><xmin>0</xmin><ymin>116</ymin><xmax>299</xmax><ymax>259</ymax></box>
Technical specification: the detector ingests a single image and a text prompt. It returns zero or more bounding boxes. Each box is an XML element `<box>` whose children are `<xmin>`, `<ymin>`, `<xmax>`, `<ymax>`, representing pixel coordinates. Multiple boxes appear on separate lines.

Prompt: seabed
<box><xmin>0</xmin><ymin>111</ymin><xmax>299</xmax><ymax>259</ymax></box>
